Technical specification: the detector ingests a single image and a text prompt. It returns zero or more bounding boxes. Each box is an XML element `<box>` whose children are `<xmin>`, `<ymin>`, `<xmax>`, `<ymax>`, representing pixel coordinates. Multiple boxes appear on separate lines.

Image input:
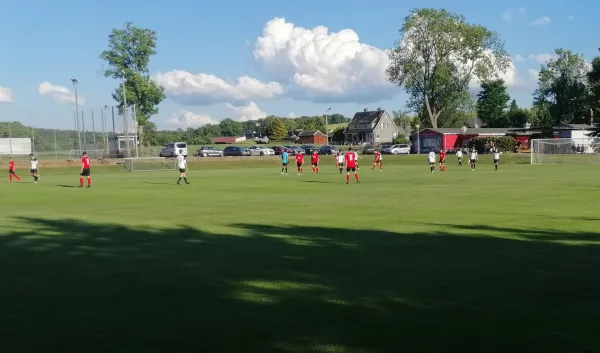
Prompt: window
<box><xmin>376</xmin><ymin>134</ymin><xmax>380</xmax><ymax>140</ymax></box>
<box><xmin>381</xmin><ymin>123</ymin><xmax>383</xmax><ymax>128</ymax></box>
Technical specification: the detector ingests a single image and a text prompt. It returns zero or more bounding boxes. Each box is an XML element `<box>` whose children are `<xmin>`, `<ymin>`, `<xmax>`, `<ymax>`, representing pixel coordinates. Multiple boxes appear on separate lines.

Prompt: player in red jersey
<box><xmin>344</xmin><ymin>148</ymin><xmax>360</xmax><ymax>184</ymax></box>
<box><xmin>311</xmin><ymin>151</ymin><xmax>319</xmax><ymax>173</ymax></box>
<box><xmin>372</xmin><ymin>150</ymin><xmax>383</xmax><ymax>170</ymax></box>
<box><xmin>8</xmin><ymin>158</ymin><xmax>21</xmax><ymax>182</ymax></box>
<box><xmin>295</xmin><ymin>152</ymin><xmax>304</xmax><ymax>175</ymax></box>
<box><xmin>439</xmin><ymin>149</ymin><xmax>446</xmax><ymax>172</ymax></box>
<box><xmin>79</xmin><ymin>152</ymin><xmax>91</xmax><ymax>187</ymax></box>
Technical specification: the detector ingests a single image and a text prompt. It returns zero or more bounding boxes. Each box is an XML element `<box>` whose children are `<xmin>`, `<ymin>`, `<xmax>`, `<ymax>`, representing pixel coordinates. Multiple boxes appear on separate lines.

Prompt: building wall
<box><xmin>372</xmin><ymin>112</ymin><xmax>399</xmax><ymax>143</ymax></box>
<box><xmin>298</xmin><ymin>135</ymin><xmax>327</xmax><ymax>144</ymax></box>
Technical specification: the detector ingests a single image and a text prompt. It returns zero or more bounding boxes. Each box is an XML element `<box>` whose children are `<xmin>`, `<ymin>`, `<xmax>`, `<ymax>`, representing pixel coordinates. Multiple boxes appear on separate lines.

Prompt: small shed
<box><xmin>297</xmin><ymin>130</ymin><xmax>327</xmax><ymax>145</ymax></box>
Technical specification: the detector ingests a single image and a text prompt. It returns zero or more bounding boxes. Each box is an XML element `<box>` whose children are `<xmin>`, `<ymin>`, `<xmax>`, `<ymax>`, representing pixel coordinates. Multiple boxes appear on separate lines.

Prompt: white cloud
<box><xmin>253</xmin><ymin>17</ymin><xmax>394</xmax><ymax>103</ymax></box>
<box><xmin>38</xmin><ymin>81</ymin><xmax>83</xmax><ymax>105</ymax></box>
<box><xmin>225</xmin><ymin>101</ymin><xmax>267</xmax><ymax>121</ymax></box>
<box><xmin>530</xmin><ymin>17</ymin><xmax>551</xmax><ymax>26</ymax></box>
<box><xmin>528</xmin><ymin>69</ymin><xmax>539</xmax><ymax>82</ymax></box>
<box><xmin>502</xmin><ymin>7</ymin><xmax>526</xmax><ymax>20</ymax></box>
<box><xmin>468</xmin><ymin>59</ymin><xmax>520</xmax><ymax>88</ymax></box>
<box><xmin>0</xmin><ymin>87</ymin><xmax>15</xmax><ymax>103</ymax></box>
<box><xmin>167</xmin><ymin>111</ymin><xmax>218</xmax><ymax>127</ymax></box>
<box><xmin>154</xmin><ymin>70</ymin><xmax>283</xmax><ymax>105</ymax></box>
<box><xmin>288</xmin><ymin>112</ymin><xmax>296</xmax><ymax>118</ymax></box>
<box><xmin>514</xmin><ymin>54</ymin><xmax>525</xmax><ymax>62</ymax></box>
<box><xmin>529</xmin><ymin>53</ymin><xmax>557</xmax><ymax>64</ymax></box>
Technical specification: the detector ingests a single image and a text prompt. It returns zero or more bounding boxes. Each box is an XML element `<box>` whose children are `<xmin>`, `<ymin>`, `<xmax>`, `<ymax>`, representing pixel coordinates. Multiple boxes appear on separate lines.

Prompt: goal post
<box><xmin>530</xmin><ymin>138</ymin><xmax>600</xmax><ymax>164</ymax></box>
<box><xmin>121</xmin><ymin>157</ymin><xmax>177</xmax><ymax>172</ymax></box>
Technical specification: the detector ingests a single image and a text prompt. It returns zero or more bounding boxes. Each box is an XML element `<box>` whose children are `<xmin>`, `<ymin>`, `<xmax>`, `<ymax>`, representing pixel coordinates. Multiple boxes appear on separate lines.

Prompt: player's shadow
<box><xmin>56</xmin><ymin>184</ymin><xmax>76</xmax><ymax>188</ymax></box>
<box><xmin>302</xmin><ymin>180</ymin><xmax>335</xmax><ymax>184</ymax></box>
<box><xmin>1</xmin><ymin>218</ymin><xmax>599</xmax><ymax>353</ymax></box>
<box><xmin>141</xmin><ymin>181</ymin><xmax>176</xmax><ymax>185</ymax></box>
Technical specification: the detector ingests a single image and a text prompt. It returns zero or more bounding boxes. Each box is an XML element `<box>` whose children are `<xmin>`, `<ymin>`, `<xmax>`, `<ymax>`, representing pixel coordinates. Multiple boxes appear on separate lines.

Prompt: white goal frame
<box><xmin>121</xmin><ymin>157</ymin><xmax>177</xmax><ymax>172</ymax></box>
<box><xmin>531</xmin><ymin>138</ymin><xmax>600</xmax><ymax>164</ymax></box>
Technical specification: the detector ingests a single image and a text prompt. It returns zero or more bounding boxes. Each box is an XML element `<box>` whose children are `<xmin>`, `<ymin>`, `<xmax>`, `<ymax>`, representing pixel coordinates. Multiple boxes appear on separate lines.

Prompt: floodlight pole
<box><xmin>71</xmin><ymin>78</ymin><xmax>82</xmax><ymax>155</ymax></box>
<box><xmin>416</xmin><ymin>124</ymin><xmax>420</xmax><ymax>154</ymax></box>
<box><xmin>324</xmin><ymin>107</ymin><xmax>331</xmax><ymax>145</ymax></box>
<box><xmin>121</xmin><ymin>71</ymin><xmax>130</xmax><ymax>157</ymax></box>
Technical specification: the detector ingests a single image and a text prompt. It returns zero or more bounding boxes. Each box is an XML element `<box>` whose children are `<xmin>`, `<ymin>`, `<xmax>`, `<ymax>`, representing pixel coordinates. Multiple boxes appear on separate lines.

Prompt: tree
<box><xmin>392</xmin><ymin>110</ymin><xmax>414</xmax><ymax>134</ymax></box>
<box><xmin>387</xmin><ymin>8</ymin><xmax>510</xmax><ymax>128</ymax></box>
<box><xmin>533</xmin><ymin>49</ymin><xmax>590</xmax><ymax>126</ymax></box>
<box><xmin>476</xmin><ymin>79</ymin><xmax>510</xmax><ymax>127</ymax></box>
<box><xmin>266</xmin><ymin>118</ymin><xmax>287</xmax><ymax>140</ymax></box>
<box><xmin>531</xmin><ymin>101</ymin><xmax>554</xmax><ymax>137</ymax></box>
<box><xmin>218</xmin><ymin>119</ymin><xmax>243</xmax><ymax>137</ymax></box>
<box><xmin>506</xmin><ymin>100</ymin><xmax>530</xmax><ymax>128</ymax></box>
<box><xmin>100</xmin><ymin>22</ymin><xmax>166</xmax><ymax>148</ymax></box>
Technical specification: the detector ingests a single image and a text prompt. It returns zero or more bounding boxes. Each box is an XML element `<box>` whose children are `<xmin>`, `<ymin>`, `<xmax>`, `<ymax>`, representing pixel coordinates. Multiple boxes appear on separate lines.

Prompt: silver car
<box><xmin>382</xmin><ymin>144</ymin><xmax>411</xmax><ymax>154</ymax></box>
<box><xmin>247</xmin><ymin>145</ymin><xmax>275</xmax><ymax>156</ymax></box>
<box><xmin>197</xmin><ymin>146</ymin><xmax>223</xmax><ymax>157</ymax></box>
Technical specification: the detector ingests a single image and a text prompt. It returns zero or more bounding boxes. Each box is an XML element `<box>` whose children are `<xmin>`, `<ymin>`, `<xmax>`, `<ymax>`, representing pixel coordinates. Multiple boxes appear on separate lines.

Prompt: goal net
<box><xmin>121</xmin><ymin>157</ymin><xmax>177</xmax><ymax>172</ymax></box>
<box><xmin>531</xmin><ymin>138</ymin><xmax>600</xmax><ymax>164</ymax></box>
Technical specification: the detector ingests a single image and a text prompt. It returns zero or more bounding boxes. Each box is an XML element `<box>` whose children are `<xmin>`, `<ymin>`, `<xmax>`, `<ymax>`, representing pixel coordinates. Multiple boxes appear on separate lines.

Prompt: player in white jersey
<box><xmin>492</xmin><ymin>148</ymin><xmax>500</xmax><ymax>171</ymax></box>
<box><xmin>428</xmin><ymin>151</ymin><xmax>436</xmax><ymax>173</ymax></box>
<box><xmin>335</xmin><ymin>152</ymin><xmax>345</xmax><ymax>174</ymax></box>
<box><xmin>29</xmin><ymin>153</ymin><xmax>40</xmax><ymax>183</ymax></box>
<box><xmin>456</xmin><ymin>149</ymin><xmax>463</xmax><ymax>166</ymax></box>
<box><xmin>353</xmin><ymin>150</ymin><xmax>360</xmax><ymax>170</ymax></box>
<box><xmin>469</xmin><ymin>148</ymin><xmax>478</xmax><ymax>171</ymax></box>
<box><xmin>176</xmin><ymin>150</ymin><xmax>190</xmax><ymax>185</ymax></box>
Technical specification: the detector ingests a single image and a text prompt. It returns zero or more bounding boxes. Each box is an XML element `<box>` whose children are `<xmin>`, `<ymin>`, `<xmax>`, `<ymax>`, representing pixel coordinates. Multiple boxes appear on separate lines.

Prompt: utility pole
<box><xmin>71</xmin><ymin>78</ymin><xmax>82</xmax><ymax>155</ymax></box>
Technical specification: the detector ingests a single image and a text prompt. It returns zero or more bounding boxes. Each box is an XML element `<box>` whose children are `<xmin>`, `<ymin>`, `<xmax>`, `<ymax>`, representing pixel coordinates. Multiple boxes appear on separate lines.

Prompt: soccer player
<box><xmin>311</xmin><ymin>150</ymin><xmax>319</xmax><ymax>174</ymax></box>
<box><xmin>281</xmin><ymin>150</ymin><xmax>289</xmax><ymax>175</ymax></box>
<box><xmin>469</xmin><ymin>148</ymin><xmax>478</xmax><ymax>171</ymax></box>
<box><xmin>456</xmin><ymin>149</ymin><xmax>463</xmax><ymax>166</ymax></box>
<box><xmin>29</xmin><ymin>153</ymin><xmax>39</xmax><ymax>183</ymax></box>
<box><xmin>428</xmin><ymin>150</ymin><xmax>436</xmax><ymax>173</ymax></box>
<box><xmin>8</xmin><ymin>157</ymin><xmax>21</xmax><ymax>182</ymax></box>
<box><xmin>295</xmin><ymin>152</ymin><xmax>304</xmax><ymax>175</ymax></box>
<box><xmin>372</xmin><ymin>150</ymin><xmax>383</xmax><ymax>170</ymax></box>
<box><xmin>493</xmin><ymin>148</ymin><xmax>500</xmax><ymax>171</ymax></box>
<box><xmin>335</xmin><ymin>152</ymin><xmax>344</xmax><ymax>174</ymax></box>
<box><xmin>176</xmin><ymin>150</ymin><xmax>190</xmax><ymax>185</ymax></box>
<box><xmin>439</xmin><ymin>148</ymin><xmax>446</xmax><ymax>172</ymax></box>
<box><xmin>344</xmin><ymin>148</ymin><xmax>360</xmax><ymax>184</ymax></box>
<box><xmin>353</xmin><ymin>150</ymin><xmax>360</xmax><ymax>170</ymax></box>
<box><xmin>79</xmin><ymin>152</ymin><xmax>92</xmax><ymax>187</ymax></box>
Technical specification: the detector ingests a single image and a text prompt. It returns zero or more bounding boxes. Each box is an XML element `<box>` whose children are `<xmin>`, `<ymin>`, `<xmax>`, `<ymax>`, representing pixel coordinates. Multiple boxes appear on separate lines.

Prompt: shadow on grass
<box><xmin>141</xmin><ymin>182</ymin><xmax>177</xmax><ymax>185</ymax></box>
<box><xmin>302</xmin><ymin>180</ymin><xmax>335</xmax><ymax>184</ymax></box>
<box><xmin>1</xmin><ymin>219</ymin><xmax>599</xmax><ymax>353</ymax></box>
<box><xmin>56</xmin><ymin>184</ymin><xmax>76</xmax><ymax>188</ymax></box>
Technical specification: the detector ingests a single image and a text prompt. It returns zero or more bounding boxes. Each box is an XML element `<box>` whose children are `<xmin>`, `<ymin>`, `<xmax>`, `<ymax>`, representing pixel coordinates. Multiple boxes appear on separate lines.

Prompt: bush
<box><xmin>469</xmin><ymin>136</ymin><xmax>517</xmax><ymax>153</ymax></box>
<box><xmin>393</xmin><ymin>135</ymin><xmax>410</xmax><ymax>144</ymax></box>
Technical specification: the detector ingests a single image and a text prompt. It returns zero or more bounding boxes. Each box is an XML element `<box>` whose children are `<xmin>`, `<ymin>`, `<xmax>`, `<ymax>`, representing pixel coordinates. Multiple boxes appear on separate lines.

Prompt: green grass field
<box><xmin>1</xmin><ymin>156</ymin><xmax>599</xmax><ymax>353</ymax></box>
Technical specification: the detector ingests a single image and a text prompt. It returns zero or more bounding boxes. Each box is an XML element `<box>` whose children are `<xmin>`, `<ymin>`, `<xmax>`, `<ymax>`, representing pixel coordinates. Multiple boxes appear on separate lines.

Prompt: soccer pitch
<box><xmin>1</xmin><ymin>156</ymin><xmax>599</xmax><ymax>353</ymax></box>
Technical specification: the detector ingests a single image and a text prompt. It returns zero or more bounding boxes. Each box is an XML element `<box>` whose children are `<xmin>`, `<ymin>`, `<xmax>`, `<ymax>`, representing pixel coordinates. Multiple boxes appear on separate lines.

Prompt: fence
<box><xmin>0</xmin><ymin>105</ymin><xmax>157</xmax><ymax>161</ymax></box>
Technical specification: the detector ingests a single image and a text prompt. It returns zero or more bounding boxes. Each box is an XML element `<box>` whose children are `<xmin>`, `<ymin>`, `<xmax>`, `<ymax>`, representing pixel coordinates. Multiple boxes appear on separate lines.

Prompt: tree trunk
<box><xmin>424</xmin><ymin>95</ymin><xmax>443</xmax><ymax>128</ymax></box>
<box><xmin>137</xmin><ymin>124</ymin><xmax>144</xmax><ymax>154</ymax></box>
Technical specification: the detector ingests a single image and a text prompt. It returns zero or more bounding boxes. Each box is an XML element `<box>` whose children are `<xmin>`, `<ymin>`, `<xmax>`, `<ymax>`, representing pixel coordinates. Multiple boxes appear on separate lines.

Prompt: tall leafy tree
<box><xmin>476</xmin><ymin>79</ymin><xmax>510</xmax><ymax>127</ymax></box>
<box><xmin>266</xmin><ymin>118</ymin><xmax>287</xmax><ymax>140</ymax></box>
<box><xmin>218</xmin><ymin>119</ymin><xmax>244</xmax><ymax>137</ymax></box>
<box><xmin>533</xmin><ymin>49</ymin><xmax>590</xmax><ymax>126</ymax></box>
<box><xmin>100</xmin><ymin>22</ymin><xmax>166</xmax><ymax>147</ymax></box>
<box><xmin>506</xmin><ymin>100</ymin><xmax>530</xmax><ymax>128</ymax></box>
<box><xmin>386</xmin><ymin>8</ymin><xmax>510</xmax><ymax>128</ymax></box>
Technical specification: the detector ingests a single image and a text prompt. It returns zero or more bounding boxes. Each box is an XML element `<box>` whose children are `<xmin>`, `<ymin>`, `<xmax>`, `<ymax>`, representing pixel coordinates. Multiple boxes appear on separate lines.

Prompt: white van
<box><xmin>159</xmin><ymin>142</ymin><xmax>188</xmax><ymax>157</ymax></box>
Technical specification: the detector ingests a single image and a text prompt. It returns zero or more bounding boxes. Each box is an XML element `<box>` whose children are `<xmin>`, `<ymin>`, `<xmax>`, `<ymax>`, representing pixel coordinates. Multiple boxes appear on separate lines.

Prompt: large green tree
<box><xmin>100</xmin><ymin>22</ymin><xmax>166</xmax><ymax>147</ymax></box>
<box><xmin>506</xmin><ymin>100</ymin><xmax>530</xmax><ymax>128</ymax></box>
<box><xmin>266</xmin><ymin>118</ymin><xmax>287</xmax><ymax>140</ymax></box>
<box><xmin>218</xmin><ymin>119</ymin><xmax>244</xmax><ymax>137</ymax></box>
<box><xmin>476</xmin><ymin>79</ymin><xmax>510</xmax><ymax>127</ymax></box>
<box><xmin>386</xmin><ymin>8</ymin><xmax>510</xmax><ymax>128</ymax></box>
<box><xmin>533</xmin><ymin>49</ymin><xmax>590</xmax><ymax>126</ymax></box>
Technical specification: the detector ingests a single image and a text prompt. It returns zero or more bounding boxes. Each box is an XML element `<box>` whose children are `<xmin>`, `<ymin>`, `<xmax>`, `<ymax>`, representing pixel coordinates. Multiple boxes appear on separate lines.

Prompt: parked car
<box><xmin>159</xmin><ymin>142</ymin><xmax>188</xmax><ymax>157</ymax></box>
<box><xmin>197</xmin><ymin>146</ymin><xmax>223</xmax><ymax>157</ymax></box>
<box><xmin>247</xmin><ymin>145</ymin><xmax>275</xmax><ymax>156</ymax></box>
<box><xmin>362</xmin><ymin>145</ymin><xmax>375</xmax><ymax>155</ymax></box>
<box><xmin>272</xmin><ymin>146</ymin><xmax>292</xmax><ymax>155</ymax></box>
<box><xmin>318</xmin><ymin>145</ymin><xmax>339</xmax><ymax>155</ymax></box>
<box><xmin>223</xmin><ymin>146</ymin><xmax>251</xmax><ymax>156</ymax></box>
<box><xmin>382</xmin><ymin>144</ymin><xmax>411</xmax><ymax>154</ymax></box>
<box><xmin>302</xmin><ymin>145</ymin><xmax>318</xmax><ymax>154</ymax></box>
<box><xmin>285</xmin><ymin>146</ymin><xmax>304</xmax><ymax>155</ymax></box>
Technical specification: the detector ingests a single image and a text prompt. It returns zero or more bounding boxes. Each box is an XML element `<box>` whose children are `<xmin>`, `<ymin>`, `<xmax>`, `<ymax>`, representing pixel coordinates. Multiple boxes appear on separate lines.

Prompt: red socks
<box><xmin>9</xmin><ymin>174</ymin><xmax>20</xmax><ymax>182</ymax></box>
<box><xmin>88</xmin><ymin>178</ymin><xmax>91</xmax><ymax>186</ymax></box>
<box><xmin>316</xmin><ymin>167</ymin><xmax>319</xmax><ymax>173</ymax></box>
<box><xmin>346</xmin><ymin>174</ymin><xmax>350</xmax><ymax>183</ymax></box>
<box><xmin>80</xmin><ymin>177</ymin><xmax>91</xmax><ymax>186</ymax></box>
<box><xmin>355</xmin><ymin>174</ymin><xmax>359</xmax><ymax>182</ymax></box>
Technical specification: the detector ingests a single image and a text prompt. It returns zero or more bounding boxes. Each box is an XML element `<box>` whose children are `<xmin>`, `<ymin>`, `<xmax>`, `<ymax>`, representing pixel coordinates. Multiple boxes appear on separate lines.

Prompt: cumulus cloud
<box><xmin>502</xmin><ymin>7</ymin><xmax>526</xmax><ymax>20</ymax></box>
<box><xmin>154</xmin><ymin>70</ymin><xmax>283</xmax><ymax>105</ymax></box>
<box><xmin>530</xmin><ymin>17</ymin><xmax>551</xmax><ymax>26</ymax></box>
<box><xmin>225</xmin><ymin>101</ymin><xmax>267</xmax><ymax>121</ymax></box>
<box><xmin>514</xmin><ymin>54</ymin><xmax>525</xmax><ymax>62</ymax></box>
<box><xmin>0</xmin><ymin>87</ymin><xmax>15</xmax><ymax>103</ymax></box>
<box><xmin>38</xmin><ymin>81</ymin><xmax>83</xmax><ymax>105</ymax></box>
<box><xmin>167</xmin><ymin>111</ymin><xmax>218</xmax><ymax>127</ymax></box>
<box><xmin>253</xmin><ymin>17</ymin><xmax>395</xmax><ymax>103</ymax></box>
<box><xmin>529</xmin><ymin>53</ymin><xmax>558</xmax><ymax>64</ymax></box>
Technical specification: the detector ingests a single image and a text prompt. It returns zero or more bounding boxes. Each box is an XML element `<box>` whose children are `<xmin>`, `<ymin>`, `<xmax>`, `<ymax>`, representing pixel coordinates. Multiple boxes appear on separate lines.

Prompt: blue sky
<box><xmin>0</xmin><ymin>0</ymin><xmax>598</xmax><ymax>130</ymax></box>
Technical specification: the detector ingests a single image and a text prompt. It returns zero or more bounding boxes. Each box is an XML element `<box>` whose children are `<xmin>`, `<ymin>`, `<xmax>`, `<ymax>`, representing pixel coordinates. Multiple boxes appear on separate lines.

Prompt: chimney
<box><xmin>364</xmin><ymin>108</ymin><xmax>368</xmax><ymax>112</ymax></box>
<box><xmin>377</xmin><ymin>107</ymin><xmax>382</xmax><ymax>111</ymax></box>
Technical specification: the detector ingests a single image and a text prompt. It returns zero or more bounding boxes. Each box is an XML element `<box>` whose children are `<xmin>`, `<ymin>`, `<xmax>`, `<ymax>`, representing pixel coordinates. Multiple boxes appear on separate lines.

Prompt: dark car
<box><xmin>302</xmin><ymin>145</ymin><xmax>318</xmax><ymax>154</ymax></box>
<box><xmin>272</xmin><ymin>146</ymin><xmax>292</xmax><ymax>155</ymax></box>
<box><xmin>223</xmin><ymin>146</ymin><xmax>251</xmax><ymax>156</ymax></box>
<box><xmin>362</xmin><ymin>145</ymin><xmax>375</xmax><ymax>155</ymax></box>
<box><xmin>319</xmin><ymin>145</ymin><xmax>340</xmax><ymax>155</ymax></box>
